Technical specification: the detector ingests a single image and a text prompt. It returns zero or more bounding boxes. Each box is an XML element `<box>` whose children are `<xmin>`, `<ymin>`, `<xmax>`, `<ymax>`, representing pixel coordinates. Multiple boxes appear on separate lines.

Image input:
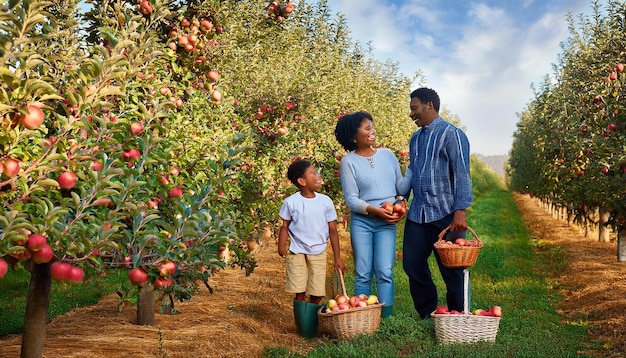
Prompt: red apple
<box><xmin>139</xmin><ymin>0</ymin><xmax>152</xmax><ymax>15</ymax></box>
<box><xmin>211</xmin><ymin>90</ymin><xmax>222</xmax><ymax>102</ymax></box>
<box><xmin>58</xmin><ymin>171</ymin><xmax>77</xmax><ymax>189</ymax></box>
<box><xmin>348</xmin><ymin>296</ymin><xmax>360</xmax><ymax>307</ymax></box>
<box><xmin>381</xmin><ymin>202</ymin><xmax>393</xmax><ymax>213</ymax></box>
<box><xmin>454</xmin><ymin>238</ymin><xmax>467</xmax><ymax>246</ymax></box>
<box><xmin>159</xmin><ymin>87</ymin><xmax>171</xmax><ymax>96</ymax></box>
<box><xmin>130</xmin><ymin>122</ymin><xmax>144</xmax><ymax>134</ymax></box>
<box><xmin>208</xmin><ymin>70</ymin><xmax>220</xmax><ymax>83</ymax></box>
<box><xmin>50</xmin><ymin>262</ymin><xmax>72</xmax><ymax>281</ymax></box>
<box><xmin>123</xmin><ymin>148</ymin><xmax>141</xmax><ymax>161</ymax></box>
<box><xmin>393</xmin><ymin>202</ymin><xmax>406</xmax><ymax>215</ymax></box>
<box><xmin>154</xmin><ymin>276</ymin><xmax>174</xmax><ymax>288</ymax></box>
<box><xmin>177</xmin><ymin>35</ymin><xmax>189</xmax><ymax>47</ymax></box>
<box><xmin>490</xmin><ymin>305</ymin><xmax>502</xmax><ymax>317</ymax></box>
<box><xmin>92</xmin><ymin>198</ymin><xmax>112</xmax><ymax>207</ymax></box>
<box><xmin>201</xmin><ymin>19</ymin><xmax>213</xmax><ymax>31</ymax></box>
<box><xmin>601</xmin><ymin>167</ymin><xmax>609</xmax><ymax>174</ymax></box>
<box><xmin>168</xmin><ymin>187</ymin><xmax>183</xmax><ymax>198</ymax></box>
<box><xmin>159</xmin><ymin>260</ymin><xmax>177</xmax><ymax>276</ymax></box>
<box><xmin>608</xmin><ymin>123</ymin><xmax>617</xmax><ymax>131</ymax></box>
<box><xmin>26</xmin><ymin>233</ymin><xmax>47</xmax><ymax>251</ymax></box>
<box><xmin>32</xmin><ymin>245</ymin><xmax>54</xmax><ymax>264</ymax></box>
<box><xmin>68</xmin><ymin>265</ymin><xmax>84</xmax><ymax>283</ymax></box>
<box><xmin>616</xmin><ymin>63</ymin><xmax>624</xmax><ymax>72</ymax></box>
<box><xmin>435</xmin><ymin>305</ymin><xmax>449</xmax><ymax>314</ymax></box>
<box><xmin>21</xmin><ymin>105</ymin><xmax>45</xmax><ymax>129</ymax></box>
<box><xmin>90</xmin><ymin>161</ymin><xmax>103</xmax><ymax>171</ymax></box>
<box><xmin>128</xmin><ymin>268</ymin><xmax>148</xmax><ymax>285</ymax></box>
<box><xmin>285</xmin><ymin>100</ymin><xmax>296</xmax><ymax>111</ymax></box>
<box><xmin>147</xmin><ymin>199</ymin><xmax>159</xmax><ymax>209</ymax></box>
<box><xmin>0</xmin><ymin>258</ymin><xmax>8</xmax><ymax>278</ymax></box>
<box><xmin>610</xmin><ymin>72</ymin><xmax>618</xmax><ymax>81</ymax></box>
<box><xmin>337</xmin><ymin>303</ymin><xmax>350</xmax><ymax>310</ymax></box>
<box><xmin>2</xmin><ymin>158</ymin><xmax>20</xmax><ymax>177</ymax></box>
<box><xmin>334</xmin><ymin>294</ymin><xmax>349</xmax><ymax>305</ymax></box>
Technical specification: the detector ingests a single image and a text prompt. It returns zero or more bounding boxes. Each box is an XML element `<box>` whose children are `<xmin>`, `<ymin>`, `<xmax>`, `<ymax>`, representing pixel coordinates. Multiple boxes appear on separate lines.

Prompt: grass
<box><xmin>263</xmin><ymin>188</ymin><xmax>599</xmax><ymax>357</ymax></box>
<box><xmin>0</xmin><ymin>268</ymin><xmax>128</xmax><ymax>336</ymax></box>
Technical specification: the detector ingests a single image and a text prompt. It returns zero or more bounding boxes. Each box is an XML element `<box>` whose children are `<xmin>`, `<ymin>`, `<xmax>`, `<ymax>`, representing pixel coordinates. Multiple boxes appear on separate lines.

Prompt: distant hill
<box><xmin>473</xmin><ymin>154</ymin><xmax>508</xmax><ymax>179</ymax></box>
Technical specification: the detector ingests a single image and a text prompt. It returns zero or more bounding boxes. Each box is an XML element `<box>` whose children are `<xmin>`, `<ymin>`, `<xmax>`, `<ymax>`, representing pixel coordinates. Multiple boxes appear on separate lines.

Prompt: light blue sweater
<box><xmin>339</xmin><ymin>148</ymin><xmax>412</xmax><ymax>215</ymax></box>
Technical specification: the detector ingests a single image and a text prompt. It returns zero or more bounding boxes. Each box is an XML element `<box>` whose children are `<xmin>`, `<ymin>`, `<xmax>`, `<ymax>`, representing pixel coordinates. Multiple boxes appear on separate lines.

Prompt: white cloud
<box><xmin>321</xmin><ymin>0</ymin><xmax>592</xmax><ymax>155</ymax></box>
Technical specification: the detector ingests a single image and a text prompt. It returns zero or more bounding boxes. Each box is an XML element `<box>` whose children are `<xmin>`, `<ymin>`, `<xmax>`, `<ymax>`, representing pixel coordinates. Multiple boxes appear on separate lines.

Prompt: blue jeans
<box><xmin>349</xmin><ymin>213</ymin><xmax>397</xmax><ymax>308</ymax></box>
<box><xmin>403</xmin><ymin>214</ymin><xmax>466</xmax><ymax>319</ymax></box>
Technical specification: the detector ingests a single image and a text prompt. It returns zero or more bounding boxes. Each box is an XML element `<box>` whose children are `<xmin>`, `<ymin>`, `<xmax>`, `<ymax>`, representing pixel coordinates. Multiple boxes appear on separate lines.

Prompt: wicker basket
<box><xmin>434</xmin><ymin>226</ymin><xmax>482</xmax><ymax>268</ymax></box>
<box><xmin>430</xmin><ymin>312</ymin><xmax>500</xmax><ymax>344</ymax></box>
<box><xmin>317</xmin><ymin>270</ymin><xmax>383</xmax><ymax>339</ymax></box>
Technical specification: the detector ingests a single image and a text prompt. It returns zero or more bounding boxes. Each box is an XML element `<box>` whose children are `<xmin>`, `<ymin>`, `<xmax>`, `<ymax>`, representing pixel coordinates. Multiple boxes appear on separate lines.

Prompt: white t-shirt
<box><xmin>279</xmin><ymin>192</ymin><xmax>337</xmax><ymax>255</ymax></box>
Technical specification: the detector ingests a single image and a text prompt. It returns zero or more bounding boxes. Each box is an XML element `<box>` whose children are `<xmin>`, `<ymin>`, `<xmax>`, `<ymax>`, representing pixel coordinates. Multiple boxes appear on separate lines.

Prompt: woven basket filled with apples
<box><xmin>318</xmin><ymin>270</ymin><xmax>384</xmax><ymax>339</ymax></box>
<box><xmin>430</xmin><ymin>305</ymin><xmax>502</xmax><ymax>344</ymax></box>
<box><xmin>433</xmin><ymin>225</ymin><xmax>482</xmax><ymax>268</ymax></box>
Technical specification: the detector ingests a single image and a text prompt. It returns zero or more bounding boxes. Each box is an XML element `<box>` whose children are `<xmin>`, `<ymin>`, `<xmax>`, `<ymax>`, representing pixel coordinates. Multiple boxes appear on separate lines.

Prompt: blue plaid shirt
<box><xmin>404</xmin><ymin>116</ymin><xmax>472</xmax><ymax>223</ymax></box>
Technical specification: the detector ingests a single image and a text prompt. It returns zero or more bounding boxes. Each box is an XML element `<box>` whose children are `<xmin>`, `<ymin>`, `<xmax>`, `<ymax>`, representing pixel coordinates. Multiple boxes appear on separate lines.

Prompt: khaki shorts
<box><xmin>285</xmin><ymin>250</ymin><xmax>327</xmax><ymax>297</ymax></box>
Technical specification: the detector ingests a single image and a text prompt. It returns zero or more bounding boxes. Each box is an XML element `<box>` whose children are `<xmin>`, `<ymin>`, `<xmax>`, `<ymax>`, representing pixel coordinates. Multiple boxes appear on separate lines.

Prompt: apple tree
<box><xmin>1</xmin><ymin>0</ymin><xmax>255</xmax><ymax>356</ymax></box>
<box><xmin>508</xmin><ymin>1</ymin><xmax>626</xmax><ymax>257</ymax></box>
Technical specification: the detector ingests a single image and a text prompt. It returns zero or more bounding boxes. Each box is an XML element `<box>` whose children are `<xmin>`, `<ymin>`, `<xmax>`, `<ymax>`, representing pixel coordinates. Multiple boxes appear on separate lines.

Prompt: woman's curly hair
<box><xmin>334</xmin><ymin>111</ymin><xmax>373</xmax><ymax>152</ymax></box>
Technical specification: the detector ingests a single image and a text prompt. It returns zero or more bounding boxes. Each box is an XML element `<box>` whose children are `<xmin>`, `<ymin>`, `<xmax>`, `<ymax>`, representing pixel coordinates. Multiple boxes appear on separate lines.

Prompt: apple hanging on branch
<box><xmin>20</xmin><ymin>105</ymin><xmax>45</xmax><ymax>130</ymax></box>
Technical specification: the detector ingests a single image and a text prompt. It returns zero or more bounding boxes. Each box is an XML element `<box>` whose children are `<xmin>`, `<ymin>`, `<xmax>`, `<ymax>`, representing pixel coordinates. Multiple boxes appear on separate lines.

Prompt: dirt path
<box><xmin>512</xmin><ymin>193</ymin><xmax>626</xmax><ymax>357</ymax></box>
<box><xmin>0</xmin><ymin>193</ymin><xmax>624</xmax><ymax>357</ymax></box>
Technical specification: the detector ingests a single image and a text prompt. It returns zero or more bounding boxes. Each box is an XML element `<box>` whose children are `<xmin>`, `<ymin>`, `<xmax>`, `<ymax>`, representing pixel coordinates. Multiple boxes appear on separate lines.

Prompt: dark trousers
<box><xmin>402</xmin><ymin>215</ymin><xmax>466</xmax><ymax>318</ymax></box>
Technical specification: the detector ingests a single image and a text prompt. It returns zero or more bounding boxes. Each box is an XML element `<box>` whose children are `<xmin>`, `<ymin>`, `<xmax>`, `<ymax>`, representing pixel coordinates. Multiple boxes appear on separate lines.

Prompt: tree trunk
<box><xmin>618</xmin><ymin>226</ymin><xmax>626</xmax><ymax>262</ymax></box>
<box><xmin>598</xmin><ymin>207</ymin><xmax>611</xmax><ymax>242</ymax></box>
<box><xmin>21</xmin><ymin>261</ymin><xmax>51</xmax><ymax>358</ymax></box>
<box><xmin>136</xmin><ymin>283</ymin><xmax>155</xmax><ymax>326</ymax></box>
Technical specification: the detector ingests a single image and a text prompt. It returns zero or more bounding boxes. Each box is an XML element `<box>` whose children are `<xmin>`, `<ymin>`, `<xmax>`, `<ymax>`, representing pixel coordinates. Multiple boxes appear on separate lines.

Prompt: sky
<box><xmin>321</xmin><ymin>0</ymin><xmax>593</xmax><ymax>156</ymax></box>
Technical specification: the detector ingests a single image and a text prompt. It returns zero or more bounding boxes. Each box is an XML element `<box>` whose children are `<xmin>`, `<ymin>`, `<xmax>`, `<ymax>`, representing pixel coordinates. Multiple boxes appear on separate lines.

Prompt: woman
<box><xmin>334</xmin><ymin>111</ymin><xmax>411</xmax><ymax>318</ymax></box>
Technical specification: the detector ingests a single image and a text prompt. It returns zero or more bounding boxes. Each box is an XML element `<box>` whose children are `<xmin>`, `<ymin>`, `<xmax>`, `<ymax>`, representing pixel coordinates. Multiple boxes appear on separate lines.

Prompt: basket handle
<box><xmin>437</xmin><ymin>225</ymin><xmax>480</xmax><ymax>243</ymax></box>
<box><xmin>337</xmin><ymin>268</ymin><xmax>348</xmax><ymax>297</ymax></box>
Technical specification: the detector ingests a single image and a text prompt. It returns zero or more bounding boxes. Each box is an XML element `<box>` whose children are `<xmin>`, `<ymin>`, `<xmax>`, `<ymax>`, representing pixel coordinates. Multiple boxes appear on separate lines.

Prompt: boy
<box><xmin>278</xmin><ymin>159</ymin><xmax>345</xmax><ymax>337</ymax></box>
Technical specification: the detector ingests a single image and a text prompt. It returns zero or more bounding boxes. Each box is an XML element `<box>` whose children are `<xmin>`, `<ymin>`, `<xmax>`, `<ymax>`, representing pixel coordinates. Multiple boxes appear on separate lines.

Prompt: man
<box><xmin>402</xmin><ymin>87</ymin><xmax>473</xmax><ymax>319</ymax></box>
